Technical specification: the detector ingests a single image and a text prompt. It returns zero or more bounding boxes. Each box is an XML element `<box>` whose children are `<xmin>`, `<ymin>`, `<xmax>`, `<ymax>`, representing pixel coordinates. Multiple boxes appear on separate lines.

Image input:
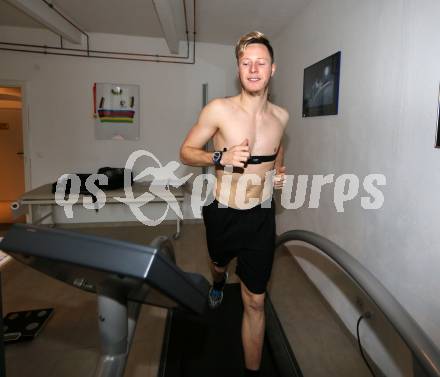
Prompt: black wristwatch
<box><xmin>212</xmin><ymin>150</ymin><xmax>223</xmax><ymax>167</ymax></box>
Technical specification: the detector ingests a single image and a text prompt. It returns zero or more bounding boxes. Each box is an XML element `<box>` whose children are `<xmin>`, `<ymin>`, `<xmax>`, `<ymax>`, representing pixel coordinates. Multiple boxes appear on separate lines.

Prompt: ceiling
<box><xmin>0</xmin><ymin>0</ymin><xmax>308</xmax><ymax>46</ymax></box>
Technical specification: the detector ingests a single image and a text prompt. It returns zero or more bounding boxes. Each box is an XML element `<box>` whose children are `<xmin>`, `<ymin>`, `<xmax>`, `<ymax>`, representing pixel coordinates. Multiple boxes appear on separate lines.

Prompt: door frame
<box><xmin>0</xmin><ymin>79</ymin><xmax>31</xmax><ymax>192</ymax></box>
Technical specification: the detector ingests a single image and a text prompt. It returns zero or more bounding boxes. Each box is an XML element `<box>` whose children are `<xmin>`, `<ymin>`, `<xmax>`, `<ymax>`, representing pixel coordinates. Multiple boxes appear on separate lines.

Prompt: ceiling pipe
<box><xmin>5</xmin><ymin>0</ymin><xmax>82</xmax><ymax>44</ymax></box>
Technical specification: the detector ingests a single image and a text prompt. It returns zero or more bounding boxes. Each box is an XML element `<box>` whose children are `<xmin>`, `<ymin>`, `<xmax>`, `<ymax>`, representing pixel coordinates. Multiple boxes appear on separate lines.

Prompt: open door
<box><xmin>0</xmin><ymin>86</ymin><xmax>25</xmax><ymax>225</ymax></box>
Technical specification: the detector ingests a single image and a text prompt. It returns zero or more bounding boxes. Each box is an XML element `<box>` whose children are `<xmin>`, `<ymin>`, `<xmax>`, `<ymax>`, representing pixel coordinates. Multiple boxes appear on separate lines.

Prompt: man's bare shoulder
<box><xmin>269</xmin><ymin>102</ymin><xmax>289</xmax><ymax>127</ymax></box>
<box><xmin>202</xmin><ymin>97</ymin><xmax>239</xmax><ymax>122</ymax></box>
<box><xmin>204</xmin><ymin>97</ymin><xmax>235</xmax><ymax>112</ymax></box>
<box><xmin>197</xmin><ymin>98</ymin><xmax>228</xmax><ymax>125</ymax></box>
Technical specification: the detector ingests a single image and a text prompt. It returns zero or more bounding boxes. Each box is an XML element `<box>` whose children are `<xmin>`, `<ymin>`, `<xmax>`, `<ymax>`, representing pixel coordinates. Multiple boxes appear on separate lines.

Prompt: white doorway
<box><xmin>0</xmin><ymin>84</ymin><xmax>28</xmax><ymax>225</ymax></box>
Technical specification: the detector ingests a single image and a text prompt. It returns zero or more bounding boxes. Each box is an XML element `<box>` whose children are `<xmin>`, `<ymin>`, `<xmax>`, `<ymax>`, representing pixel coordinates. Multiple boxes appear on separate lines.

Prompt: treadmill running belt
<box><xmin>159</xmin><ymin>283</ymin><xmax>281</xmax><ymax>377</ymax></box>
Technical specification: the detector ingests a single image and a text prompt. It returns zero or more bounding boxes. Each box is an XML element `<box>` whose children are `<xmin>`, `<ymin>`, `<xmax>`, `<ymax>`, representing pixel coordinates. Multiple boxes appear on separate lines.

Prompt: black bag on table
<box><xmin>51</xmin><ymin>168</ymin><xmax>133</xmax><ymax>195</ymax></box>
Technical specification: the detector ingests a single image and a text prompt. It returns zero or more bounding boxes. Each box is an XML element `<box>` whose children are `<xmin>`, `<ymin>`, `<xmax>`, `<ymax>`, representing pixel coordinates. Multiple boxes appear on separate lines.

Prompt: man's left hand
<box><xmin>274</xmin><ymin>166</ymin><xmax>286</xmax><ymax>190</ymax></box>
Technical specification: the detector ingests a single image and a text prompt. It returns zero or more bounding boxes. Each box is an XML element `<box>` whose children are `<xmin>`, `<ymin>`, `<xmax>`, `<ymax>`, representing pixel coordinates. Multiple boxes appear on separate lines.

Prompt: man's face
<box><xmin>238</xmin><ymin>43</ymin><xmax>275</xmax><ymax>94</ymax></box>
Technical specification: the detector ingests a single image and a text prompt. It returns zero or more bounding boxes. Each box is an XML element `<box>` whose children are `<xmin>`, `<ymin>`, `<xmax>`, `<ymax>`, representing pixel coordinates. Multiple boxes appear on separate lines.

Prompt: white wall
<box><xmin>0</xmin><ymin>26</ymin><xmax>238</xmax><ymax>220</ymax></box>
<box><xmin>272</xmin><ymin>0</ymin><xmax>440</xmax><ymax>375</ymax></box>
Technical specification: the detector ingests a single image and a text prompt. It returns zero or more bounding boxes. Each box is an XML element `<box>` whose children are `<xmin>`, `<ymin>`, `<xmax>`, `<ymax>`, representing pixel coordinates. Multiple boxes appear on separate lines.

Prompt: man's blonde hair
<box><xmin>235</xmin><ymin>31</ymin><xmax>274</xmax><ymax>63</ymax></box>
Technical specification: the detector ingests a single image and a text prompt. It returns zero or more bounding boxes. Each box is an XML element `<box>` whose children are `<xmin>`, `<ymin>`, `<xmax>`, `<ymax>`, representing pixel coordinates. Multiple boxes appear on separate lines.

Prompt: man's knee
<box><xmin>213</xmin><ymin>264</ymin><xmax>227</xmax><ymax>274</ymax></box>
<box><xmin>242</xmin><ymin>287</ymin><xmax>265</xmax><ymax>313</ymax></box>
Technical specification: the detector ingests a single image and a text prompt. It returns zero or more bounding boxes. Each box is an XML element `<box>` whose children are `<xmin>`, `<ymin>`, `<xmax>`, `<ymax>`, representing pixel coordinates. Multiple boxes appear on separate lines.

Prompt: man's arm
<box><xmin>180</xmin><ymin>100</ymin><xmax>221</xmax><ymax>167</ymax></box>
<box><xmin>274</xmin><ymin>143</ymin><xmax>284</xmax><ymax>172</ymax></box>
<box><xmin>273</xmin><ymin>109</ymin><xmax>289</xmax><ymax>189</ymax></box>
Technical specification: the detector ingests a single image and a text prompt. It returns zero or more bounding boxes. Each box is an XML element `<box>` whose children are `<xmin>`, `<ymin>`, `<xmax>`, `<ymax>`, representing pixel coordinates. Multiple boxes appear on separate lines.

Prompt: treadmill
<box><xmin>0</xmin><ymin>224</ymin><xmax>302</xmax><ymax>377</ymax></box>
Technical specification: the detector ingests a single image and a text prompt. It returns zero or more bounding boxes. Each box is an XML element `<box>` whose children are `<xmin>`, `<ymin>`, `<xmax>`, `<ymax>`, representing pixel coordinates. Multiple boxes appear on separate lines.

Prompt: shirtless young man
<box><xmin>180</xmin><ymin>31</ymin><xmax>289</xmax><ymax>376</ymax></box>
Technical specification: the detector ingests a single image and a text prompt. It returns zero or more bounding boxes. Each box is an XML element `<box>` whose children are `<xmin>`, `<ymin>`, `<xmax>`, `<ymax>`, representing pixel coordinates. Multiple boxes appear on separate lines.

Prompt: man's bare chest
<box><xmin>215</xmin><ymin>115</ymin><xmax>283</xmax><ymax>154</ymax></box>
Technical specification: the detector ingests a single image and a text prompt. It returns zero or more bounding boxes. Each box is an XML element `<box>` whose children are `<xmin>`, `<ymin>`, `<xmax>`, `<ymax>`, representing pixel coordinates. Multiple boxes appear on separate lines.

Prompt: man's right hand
<box><xmin>220</xmin><ymin>139</ymin><xmax>250</xmax><ymax>168</ymax></box>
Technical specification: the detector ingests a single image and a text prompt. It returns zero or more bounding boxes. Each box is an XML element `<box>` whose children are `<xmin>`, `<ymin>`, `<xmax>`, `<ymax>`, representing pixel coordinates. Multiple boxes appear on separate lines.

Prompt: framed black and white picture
<box><xmin>302</xmin><ymin>51</ymin><xmax>341</xmax><ymax>117</ymax></box>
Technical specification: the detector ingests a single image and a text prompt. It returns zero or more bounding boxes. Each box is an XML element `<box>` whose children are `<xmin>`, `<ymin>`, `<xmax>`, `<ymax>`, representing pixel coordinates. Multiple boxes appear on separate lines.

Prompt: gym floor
<box><xmin>0</xmin><ymin>222</ymin><xmax>373</xmax><ymax>377</ymax></box>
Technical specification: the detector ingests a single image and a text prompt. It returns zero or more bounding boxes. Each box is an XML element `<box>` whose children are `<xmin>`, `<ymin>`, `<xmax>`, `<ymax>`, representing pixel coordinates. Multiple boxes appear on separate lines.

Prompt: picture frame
<box><xmin>302</xmin><ymin>51</ymin><xmax>341</xmax><ymax>117</ymax></box>
<box><xmin>93</xmin><ymin>83</ymin><xmax>140</xmax><ymax>141</ymax></box>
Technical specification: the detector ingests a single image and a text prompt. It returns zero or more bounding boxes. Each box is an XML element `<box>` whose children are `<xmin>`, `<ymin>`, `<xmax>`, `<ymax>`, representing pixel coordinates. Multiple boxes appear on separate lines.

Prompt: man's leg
<box><xmin>240</xmin><ymin>281</ymin><xmax>265</xmax><ymax>372</ymax></box>
<box><xmin>210</xmin><ymin>260</ymin><xmax>228</xmax><ymax>283</ymax></box>
<box><xmin>208</xmin><ymin>260</ymin><xmax>229</xmax><ymax>309</ymax></box>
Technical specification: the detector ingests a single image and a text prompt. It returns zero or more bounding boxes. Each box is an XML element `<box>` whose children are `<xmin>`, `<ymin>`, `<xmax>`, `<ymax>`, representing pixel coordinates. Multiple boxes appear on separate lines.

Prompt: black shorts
<box><xmin>202</xmin><ymin>199</ymin><xmax>276</xmax><ymax>294</ymax></box>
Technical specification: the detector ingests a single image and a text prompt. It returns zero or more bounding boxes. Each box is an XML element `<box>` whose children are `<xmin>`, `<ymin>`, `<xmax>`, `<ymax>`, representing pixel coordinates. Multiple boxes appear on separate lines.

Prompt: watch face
<box><xmin>213</xmin><ymin>151</ymin><xmax>222</xmax><ymax>164</ymax></box>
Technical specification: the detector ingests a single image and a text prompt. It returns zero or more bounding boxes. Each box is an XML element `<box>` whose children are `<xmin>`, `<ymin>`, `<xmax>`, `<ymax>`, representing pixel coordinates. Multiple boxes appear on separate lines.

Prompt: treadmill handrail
<box><xmin>277</xmin><ymin>230</ymin><xmax>440</xmax><ymax>377</ymax></box>
<box><xmin>150</xmin><ymin>236</ymin><xmax>176</xmax><ymax>264</ymax></box>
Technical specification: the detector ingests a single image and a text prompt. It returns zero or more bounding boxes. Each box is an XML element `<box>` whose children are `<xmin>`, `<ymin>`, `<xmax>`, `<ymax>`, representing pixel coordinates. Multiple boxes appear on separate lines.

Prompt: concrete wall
<box><xmin>272</xmin><ymin>0</ymin><xmax>440</xmax><ymax>375</ymax></box>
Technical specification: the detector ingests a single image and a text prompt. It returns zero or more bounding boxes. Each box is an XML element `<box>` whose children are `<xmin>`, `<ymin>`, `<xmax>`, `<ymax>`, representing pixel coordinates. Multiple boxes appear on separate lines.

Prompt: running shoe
<box><xmin>208</xmin><ymin>272</ymin><xmax>228</xmax><ymax>309</ymax></box>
